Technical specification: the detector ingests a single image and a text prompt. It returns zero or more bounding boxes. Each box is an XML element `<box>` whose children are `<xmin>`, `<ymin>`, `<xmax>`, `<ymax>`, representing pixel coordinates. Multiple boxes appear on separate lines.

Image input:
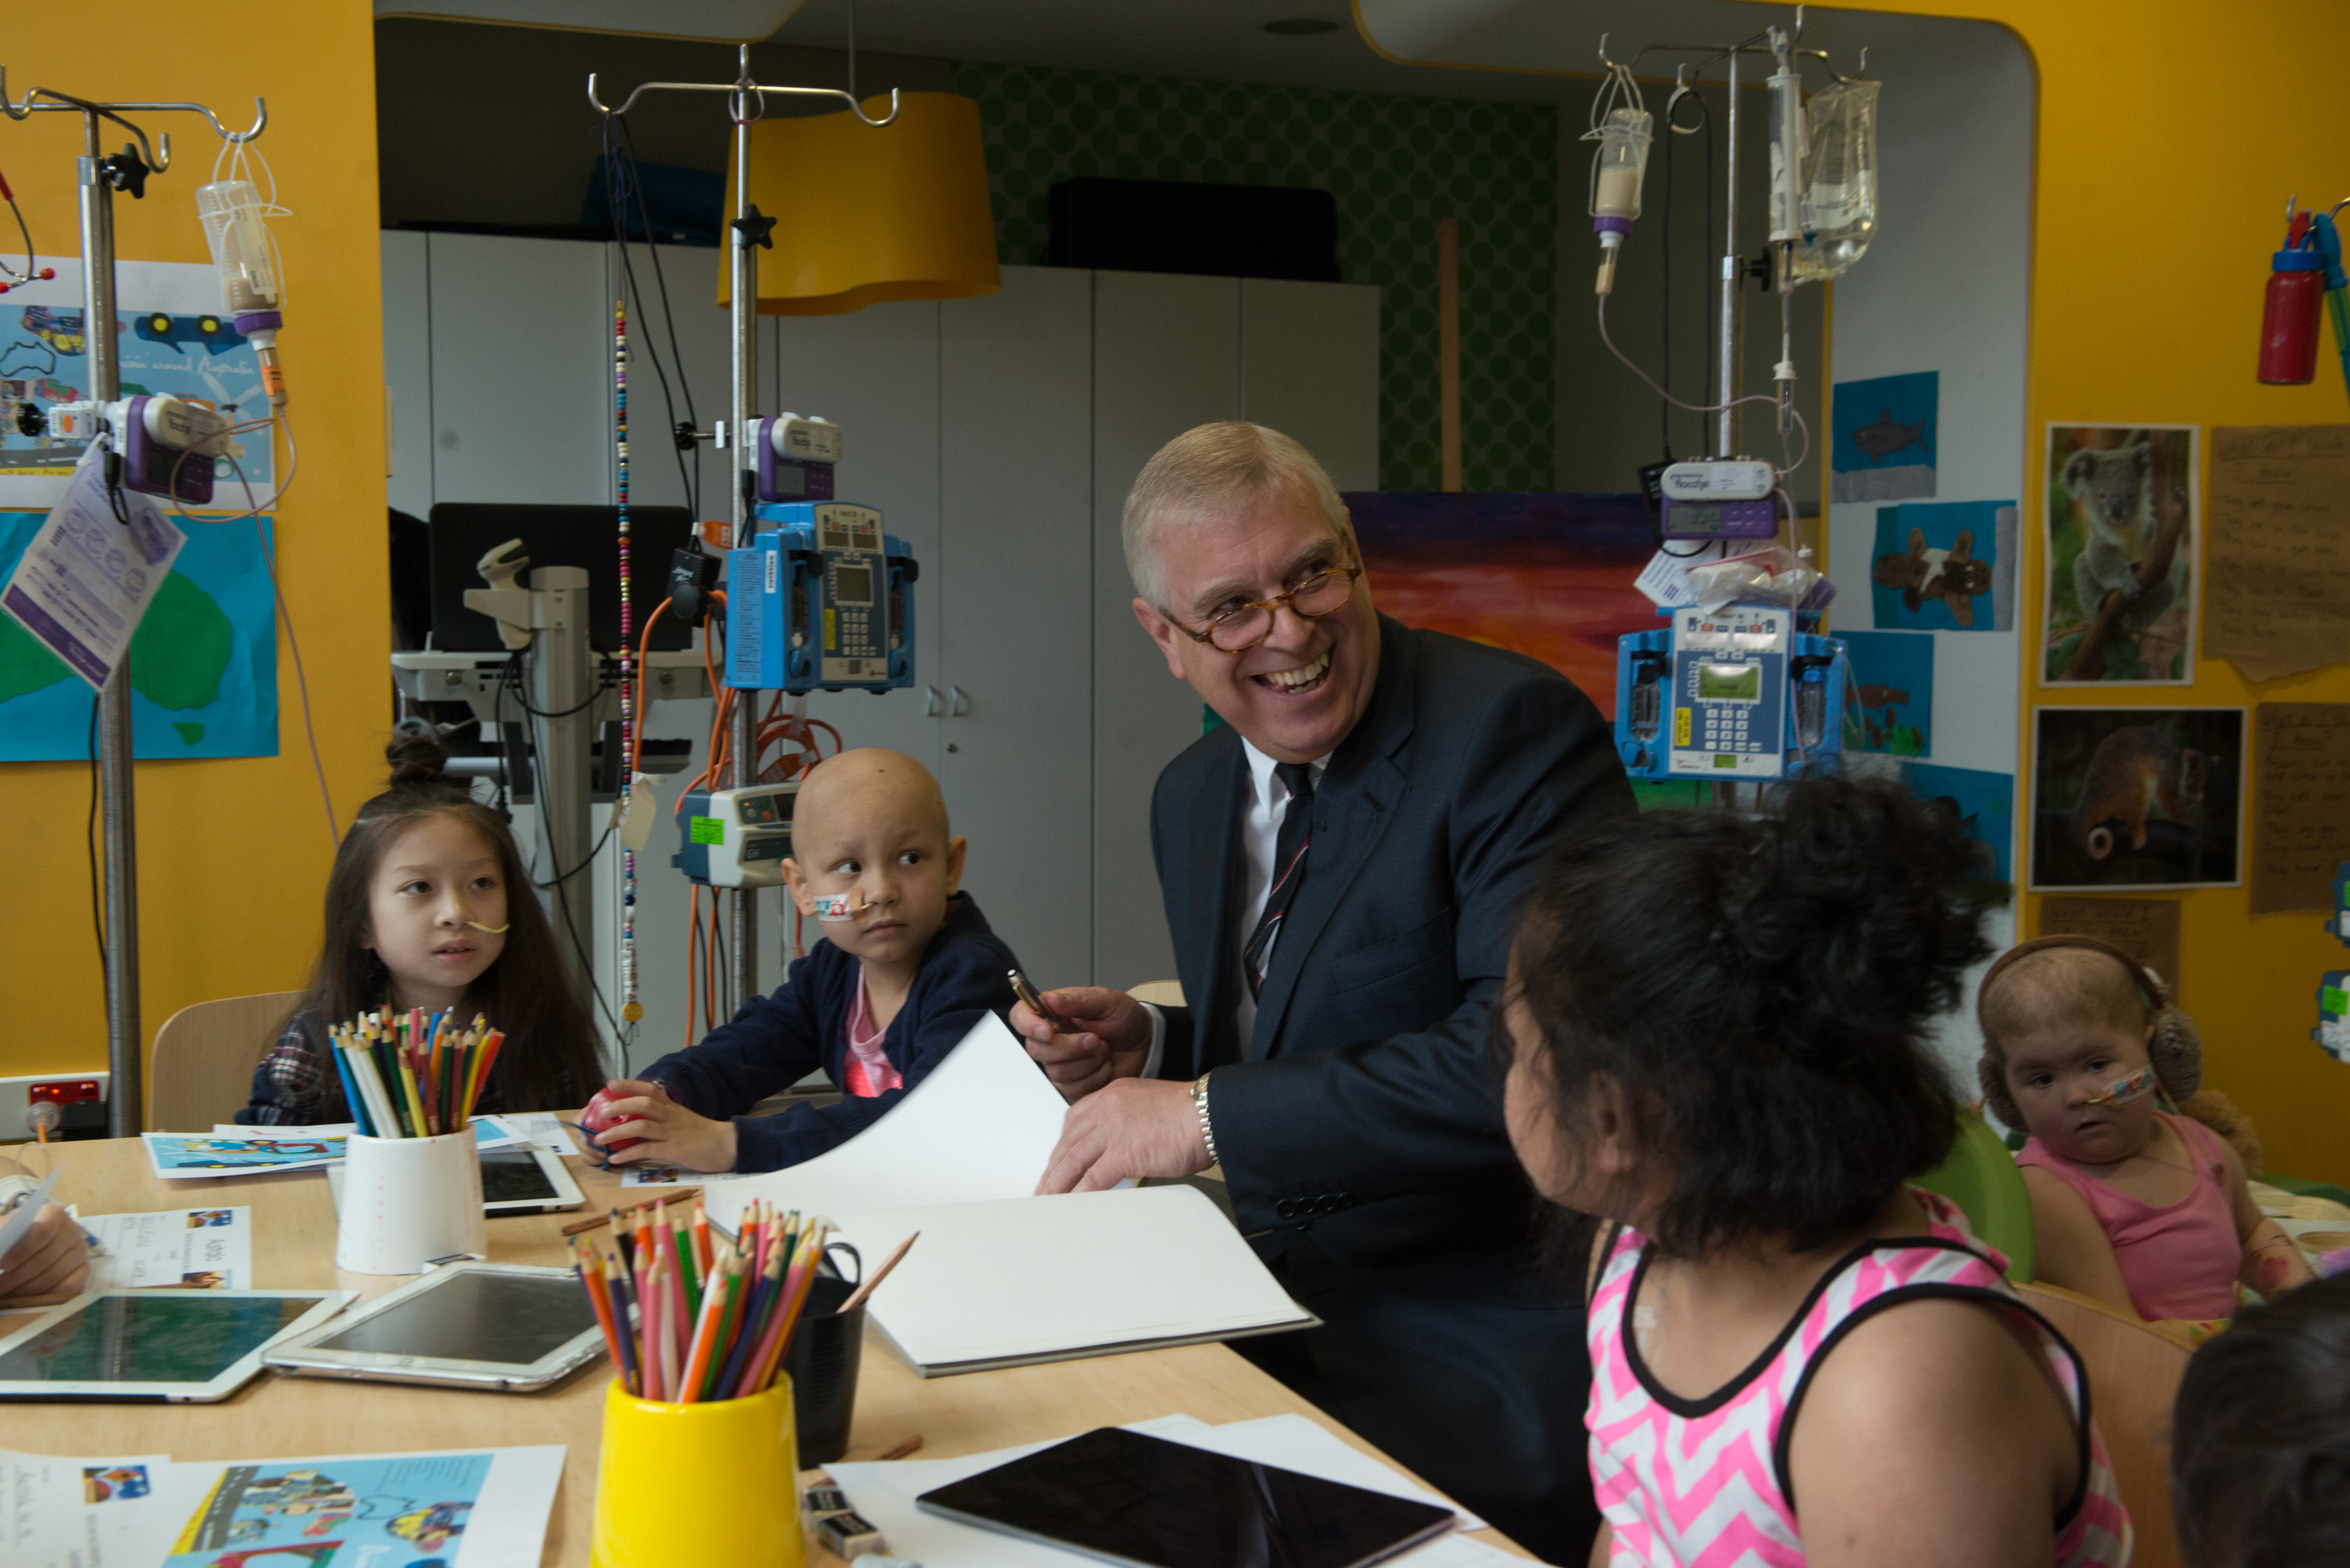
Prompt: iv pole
<box><xmin>0</xmin><ymin>70</ymin><xmax>266</xmax><ymax>1137</ymax></box>
<box><xmin>1597</xmin><ymin>12</ymin><xmax>1864</xmax><ymax>461</ymax></box>
<box><xmin>591</xmin><ymin>50</ymin><xmax>895</xmax><ymax>1017</ymax></box>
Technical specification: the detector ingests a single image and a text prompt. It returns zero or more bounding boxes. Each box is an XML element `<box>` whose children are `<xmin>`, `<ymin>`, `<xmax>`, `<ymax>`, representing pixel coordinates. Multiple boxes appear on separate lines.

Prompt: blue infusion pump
<box><xmin>1614</xmin><ymin>605</ymin><xmax>1847</xmax><ymax>781</ymax></box>
<box><xmin>725</xmin><ymin>501</ymin><xmax>917</xmax><ymax>695</ymax></box>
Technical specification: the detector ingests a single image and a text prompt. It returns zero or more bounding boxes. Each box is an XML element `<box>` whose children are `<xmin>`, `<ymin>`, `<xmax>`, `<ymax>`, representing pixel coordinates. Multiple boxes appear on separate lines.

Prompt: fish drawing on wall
<box><xmin>1831</xmin><ymin>370</ymin><xmax>1939</xmax><ymax>503</ymax></box>
<box><xmin>1849</xmin><ymin>410</ymin><xmax>1929</xmax><ymax>465</ymax></box>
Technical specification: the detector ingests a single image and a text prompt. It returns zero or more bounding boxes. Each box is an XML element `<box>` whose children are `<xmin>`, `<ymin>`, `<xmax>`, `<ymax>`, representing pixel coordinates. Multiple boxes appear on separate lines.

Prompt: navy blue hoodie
<box><xmin>638</xmin><ymin>894</ymin><xmax>1020</xmax><ymax>1172</ymax></box>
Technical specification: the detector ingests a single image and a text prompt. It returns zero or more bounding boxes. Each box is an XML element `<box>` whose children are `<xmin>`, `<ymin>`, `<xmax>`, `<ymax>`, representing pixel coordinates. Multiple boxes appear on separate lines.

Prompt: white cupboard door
<box><xmin>1240</xmin><ymin>277</ymin><xmax>1381</xmax><ymax>492</ymax></box>
<box><xmin>426</xmin><ymin>234</ymin><xmax>612</xmax><ymax>506</ymax></box>
<box><xmin>940</xmin><ymin>266</ymin><xmax>1095</xmax><ymax>986</ymax></box>
<box><xmin>1091</xmin><ymin>271</ymin><xmax>1242</xmax><ymax>992</ymax></box>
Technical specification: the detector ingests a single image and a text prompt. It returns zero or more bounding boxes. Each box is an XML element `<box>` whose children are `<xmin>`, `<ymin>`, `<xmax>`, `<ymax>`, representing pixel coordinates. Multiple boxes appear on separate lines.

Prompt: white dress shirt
<box><xmin>1137</xmin><ymin>738</ymin><xmax>1329</xmax><ymax>1080</ymax></box>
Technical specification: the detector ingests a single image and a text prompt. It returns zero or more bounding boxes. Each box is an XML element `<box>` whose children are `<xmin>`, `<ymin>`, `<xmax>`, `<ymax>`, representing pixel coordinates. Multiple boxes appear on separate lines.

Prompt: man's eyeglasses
<box><xmin>1161</xmin><ymin>565</ymin><xmax>1364</xmax><ymax>653</ymax></box>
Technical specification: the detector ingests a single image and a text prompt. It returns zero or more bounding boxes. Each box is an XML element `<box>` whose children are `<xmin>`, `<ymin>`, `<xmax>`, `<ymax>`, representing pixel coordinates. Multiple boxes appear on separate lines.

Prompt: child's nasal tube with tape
<box><xmin>2082</xmin><ymin>1063</ymin><xmax>2158</xmax><ymax>1108</ymax></box>
<box><xmin>808</xmin><ymin>893</ymin><xmax>871</xmax><ymax>923</ymax></box>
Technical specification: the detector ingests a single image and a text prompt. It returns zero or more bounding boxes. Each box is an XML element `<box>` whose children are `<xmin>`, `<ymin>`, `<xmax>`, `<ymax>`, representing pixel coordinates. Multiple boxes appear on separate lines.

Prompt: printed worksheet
<box><xmin>143</xmin><ymin>1135</ymin><xmax>343</xmax><ymax>1178</ymax></box>
<box><xmin>151</xmin><ymin>1447</ymin><xmax>565</xmax><ymax>1568</ymax></box>
<box><xmin>82</xmin><ymin>1208</ymin><xmax>251</xmax><ymax>1291</ymax></box>
<box><xmin>0</xmin><ymin>1447</ymin><xmax>181</xmax><ymax>1568</ymax></box>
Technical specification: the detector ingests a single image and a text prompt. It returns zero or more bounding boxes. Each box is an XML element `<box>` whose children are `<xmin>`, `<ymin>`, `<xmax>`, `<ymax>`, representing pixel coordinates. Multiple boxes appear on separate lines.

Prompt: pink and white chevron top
<box><xmin>1586</xmin><ymin>1190</ymin><xmax>2132</xmax><ymax>1567</ymax></box>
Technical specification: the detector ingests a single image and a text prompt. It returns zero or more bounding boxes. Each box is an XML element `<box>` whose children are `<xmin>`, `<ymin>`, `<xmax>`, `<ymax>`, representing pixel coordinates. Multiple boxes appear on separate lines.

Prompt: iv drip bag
<box><xmin>195</xmin><ymin>180</ymin><xmax>279</xmax><ymax>313</ymax></box>
<box><xmin>1791</xmin><ymin>79</ymin><xmax>1880</xmax><ymax>282</ymax></box>
<box><xmin>1590</xmin><ymin>107</ymin><xmax>1654</xmax><ymax>230</ymax></box>
<box><xmin>1767</xmin><ymin>69</ymin><xmax>1806</xmax><ymax>245</ymax></box>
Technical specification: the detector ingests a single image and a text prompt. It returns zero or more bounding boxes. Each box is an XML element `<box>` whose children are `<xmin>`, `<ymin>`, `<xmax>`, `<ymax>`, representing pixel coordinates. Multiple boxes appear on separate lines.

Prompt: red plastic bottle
<box><xmin>2261</xmin><ymin>244</ymin><xmax>2325</xmax><ymax>385</ymax></box>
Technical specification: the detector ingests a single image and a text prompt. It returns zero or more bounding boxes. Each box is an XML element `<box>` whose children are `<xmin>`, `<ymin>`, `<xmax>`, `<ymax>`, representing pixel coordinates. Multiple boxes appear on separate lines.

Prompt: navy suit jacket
<box><xmin>638</xmin><ymin>894</ymin><xmax>1018</xmax><ymax>1172</ymax></box>
<box><xmin>1152</xmin><ymin>615</ymin><xmax>1634</xmax><ymax>1270</ymax></box>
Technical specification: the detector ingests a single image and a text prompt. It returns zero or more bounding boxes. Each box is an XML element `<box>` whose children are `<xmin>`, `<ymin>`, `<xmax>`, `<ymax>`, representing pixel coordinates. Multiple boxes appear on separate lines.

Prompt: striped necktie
<box><xmin>1242</xmin><ymin>761</ymin><xmax>1315</xmax><ymax>999</ymax></box>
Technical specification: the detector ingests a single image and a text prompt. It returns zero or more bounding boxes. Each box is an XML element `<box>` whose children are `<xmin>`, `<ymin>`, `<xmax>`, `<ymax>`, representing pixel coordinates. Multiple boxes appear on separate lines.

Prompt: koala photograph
<box><xmin>2044</xmin><ymin>424</ymin><xmax>2198</xmax><ymax>683</ymax></box>
<box><xmin>2030</xmin><ymin>706</ymin><xmax>2243</xmax><ymax>889</ymax></box>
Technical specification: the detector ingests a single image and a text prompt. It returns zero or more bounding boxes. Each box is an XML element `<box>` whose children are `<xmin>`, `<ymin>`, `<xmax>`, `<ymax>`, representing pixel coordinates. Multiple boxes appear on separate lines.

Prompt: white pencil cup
<box><xmin>334</xmin><ymin>1125</ymin><xmax>487</xmax><ymax>1274</ymax></box>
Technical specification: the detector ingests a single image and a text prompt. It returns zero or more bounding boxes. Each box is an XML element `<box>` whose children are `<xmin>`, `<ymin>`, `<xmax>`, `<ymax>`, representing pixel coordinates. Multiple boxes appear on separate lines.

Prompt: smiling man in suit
<box><xmin>1014</xmin><ymin>421</ymin><xmax>1633</xmax><ymax>1562</ymax></box>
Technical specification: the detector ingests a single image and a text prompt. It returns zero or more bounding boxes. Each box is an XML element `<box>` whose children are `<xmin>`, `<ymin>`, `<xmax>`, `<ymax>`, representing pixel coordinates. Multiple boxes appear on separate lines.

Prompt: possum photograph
<box><xmin>2030</xmin><ymin>706</ymin><xmax>2243</xmax><ymax>889</ymax></box>
<box><xmin>2042</xmin><ymin>424</ymin><xmax>2199</xmax><ymax>683</ymax></box>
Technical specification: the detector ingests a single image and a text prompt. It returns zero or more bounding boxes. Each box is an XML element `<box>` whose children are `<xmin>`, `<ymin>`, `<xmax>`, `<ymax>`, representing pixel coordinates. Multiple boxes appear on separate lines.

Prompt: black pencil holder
<box><xmin>785</xmin><ymin>1269</ymin><xmax>866</xmax><ymax>1465</ymax></box>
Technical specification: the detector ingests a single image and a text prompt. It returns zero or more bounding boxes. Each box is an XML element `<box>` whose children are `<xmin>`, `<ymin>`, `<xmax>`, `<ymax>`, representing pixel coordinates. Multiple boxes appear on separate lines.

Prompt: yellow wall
<box><xmin>1846</xmin><ymin>0</ymin><xmax>2350</xmax><ymax>1183</ymax></box>
<box><xmin>0</xmin><ymin>8</ymin><xmax>388</xmax><ymax>1089</ymax></box>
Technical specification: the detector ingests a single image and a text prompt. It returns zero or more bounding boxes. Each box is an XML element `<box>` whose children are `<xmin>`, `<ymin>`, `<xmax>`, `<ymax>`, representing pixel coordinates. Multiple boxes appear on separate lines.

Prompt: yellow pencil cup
<box><xmin>592</xmin><ymin>1376</ymin><xmax>804</xmax><ymax>1568</ymax></box>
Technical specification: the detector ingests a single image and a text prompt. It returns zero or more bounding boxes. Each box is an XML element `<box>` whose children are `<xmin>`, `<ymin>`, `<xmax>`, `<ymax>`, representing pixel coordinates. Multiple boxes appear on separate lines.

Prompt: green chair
<box><xmin>1914</xmin><ymin>1109</ymin><xmax>2035</xmax><ymax>1282</ymax></box>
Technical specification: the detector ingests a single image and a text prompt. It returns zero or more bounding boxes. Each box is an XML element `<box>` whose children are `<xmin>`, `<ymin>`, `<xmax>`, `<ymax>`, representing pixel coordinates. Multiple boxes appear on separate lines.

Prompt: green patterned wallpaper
<box><xmin>952</xmin><ymin>61</ymin><xmax>1557</xmax><ymax>493</ymax></box>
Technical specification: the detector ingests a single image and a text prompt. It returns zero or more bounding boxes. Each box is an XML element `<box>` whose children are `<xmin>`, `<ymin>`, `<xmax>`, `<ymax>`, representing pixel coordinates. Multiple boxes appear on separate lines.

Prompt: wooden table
<box><xmin>10</xmin><ymin>1138</ymin><xmax>1531</xmax><ymax>1563</ymax></box>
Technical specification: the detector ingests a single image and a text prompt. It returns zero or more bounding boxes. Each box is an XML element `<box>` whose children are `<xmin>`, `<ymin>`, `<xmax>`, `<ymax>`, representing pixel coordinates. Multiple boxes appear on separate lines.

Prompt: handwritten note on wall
<box><xmin>2037</xmin><ymin>896</ymin><xmax>2182</xmax><ymax>994</ymax></box>
<box><xmin>2252</xmin><ymin>703</ymin><xmax>2350</xmax><ymax>914</ymax></box>
<box><xmin>2207</xmin><ymin>426</ymin><xmax>2350</xmax><ymax>682</ymax></box>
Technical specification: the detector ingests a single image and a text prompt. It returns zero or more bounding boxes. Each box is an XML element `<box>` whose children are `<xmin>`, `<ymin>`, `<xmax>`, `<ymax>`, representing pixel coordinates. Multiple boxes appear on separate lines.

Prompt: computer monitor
<box><xmin>426</xmin><ymin>503</ymin><xmax>696</xmax><ymax>654</ymax></box>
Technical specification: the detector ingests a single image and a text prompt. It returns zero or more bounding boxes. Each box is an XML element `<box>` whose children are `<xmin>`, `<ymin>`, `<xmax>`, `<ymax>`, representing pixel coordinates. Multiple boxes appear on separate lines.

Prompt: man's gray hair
<box><xmin>1122</xmin><ymin>422</ymin><xmax>1350</xmax><ymax>613</ymax></box>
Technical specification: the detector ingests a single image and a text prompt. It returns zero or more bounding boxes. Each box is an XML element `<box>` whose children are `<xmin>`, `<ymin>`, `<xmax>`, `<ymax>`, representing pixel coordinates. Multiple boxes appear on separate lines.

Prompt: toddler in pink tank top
<box><xmin>1502</xmin><ymin>779</ymin><xmax>2129</xmax><ymax>1566</ymax></box>
<box><xmin>1976</xmin><ymin>936</ymin><xmax>2313</xmax><ymax>1328</ymax></box>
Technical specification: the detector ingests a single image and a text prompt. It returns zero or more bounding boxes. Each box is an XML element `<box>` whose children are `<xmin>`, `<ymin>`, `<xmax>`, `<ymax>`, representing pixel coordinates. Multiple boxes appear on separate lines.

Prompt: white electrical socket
<box><xmin>0</xmin><ymin>1073</ymin><xmax>110</xmax><ymax>1140</ymax></box>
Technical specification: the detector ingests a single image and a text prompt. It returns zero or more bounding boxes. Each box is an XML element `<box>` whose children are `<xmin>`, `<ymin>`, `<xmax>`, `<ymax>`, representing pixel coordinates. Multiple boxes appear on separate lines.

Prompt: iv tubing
<box><xmin>1597</xmin><ymin>293</ymin><xmax>1810</xmax><ymax>480</ymax></box>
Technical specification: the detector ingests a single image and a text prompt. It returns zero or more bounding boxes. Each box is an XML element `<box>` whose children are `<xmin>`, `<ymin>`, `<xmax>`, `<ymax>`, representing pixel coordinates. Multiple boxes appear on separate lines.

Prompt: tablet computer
<box><xmin>324</xmin><ymin>1143</ymin><xmax>586</xmax><ymax>1216</ymax></box>
<box><xmin>916</xmin><ymin>1426</ymin><xmax>1456</xmax><ymax>1568</ymax></box>
<box><xmin>0</xmin><ymin>1288</ymin><xmax>352</xmax><ymax>1403</ymax></box>
<box><xmin>262</xmin><ymin>1260</ymin><xmax>604</xmax><ymax>1392</ymax></box>
<box><xmin>481</xmin><ymin>1144</ymin><xmax>587</xmax><ymax>1215</ymax></box>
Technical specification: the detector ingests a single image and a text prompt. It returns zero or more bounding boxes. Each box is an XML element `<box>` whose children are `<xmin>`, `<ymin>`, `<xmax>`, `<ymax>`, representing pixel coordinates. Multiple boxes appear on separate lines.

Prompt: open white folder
<box><xmin>705</xmin><ymin>1014</ymin><xmax>1317</xmax><ymax>1375</ymax></box>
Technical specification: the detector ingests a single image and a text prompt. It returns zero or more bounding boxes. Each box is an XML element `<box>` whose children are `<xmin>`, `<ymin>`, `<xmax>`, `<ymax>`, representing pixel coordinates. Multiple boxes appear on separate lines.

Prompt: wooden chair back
<box><xmin>2016</xmin><ymin>1279</ymin><xmax>2193</xmax><ymax>1568</ymax></box>
<box><xmin>146</xmin><ymin>990</ymin><xmax>302</xmax><ymax>1132</ymax></box>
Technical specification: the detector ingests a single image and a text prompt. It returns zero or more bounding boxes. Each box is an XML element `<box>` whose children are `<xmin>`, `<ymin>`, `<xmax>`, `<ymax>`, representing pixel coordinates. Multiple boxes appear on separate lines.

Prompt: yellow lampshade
<box><xmin>720</xmin><ymin>91</ymin><xmax>1000</xmax><ymax>316</ymax></box>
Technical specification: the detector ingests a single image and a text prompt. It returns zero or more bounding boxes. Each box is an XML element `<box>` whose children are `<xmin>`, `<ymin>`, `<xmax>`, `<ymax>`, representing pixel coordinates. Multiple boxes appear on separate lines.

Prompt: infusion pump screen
<box><xmin>1695</xmin><ymin>662</ymin><xmax>1762</xmax><ymax>703</ymax></box>
<box><xmin>832</xmin><ymin>565</ymin><xmax>874</xmax><ymax>605</ymax></box>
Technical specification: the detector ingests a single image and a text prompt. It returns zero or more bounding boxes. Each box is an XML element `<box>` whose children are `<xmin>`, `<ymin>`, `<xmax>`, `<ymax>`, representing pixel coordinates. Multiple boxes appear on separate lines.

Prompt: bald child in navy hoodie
<box><xmin>586</xmin><ymin>749</ymin><xmax>1020</xmax><ymax>1172</ymax></box>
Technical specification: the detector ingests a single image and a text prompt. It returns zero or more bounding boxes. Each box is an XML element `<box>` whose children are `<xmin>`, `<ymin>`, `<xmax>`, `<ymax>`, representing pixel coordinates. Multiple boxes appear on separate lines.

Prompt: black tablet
<box><xmin>916</xmin><ymin>1426</ymin><xmax>1456</xmax><ymax>1568</ymax></box>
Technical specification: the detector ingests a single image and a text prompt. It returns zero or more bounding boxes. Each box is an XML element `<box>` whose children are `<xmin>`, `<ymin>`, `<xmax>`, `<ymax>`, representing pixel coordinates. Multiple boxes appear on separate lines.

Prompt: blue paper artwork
<box><xmin>162</xmin><ymin>1452</ymin><xmax>494</xmax><ymax>1567</ymax></box>
<box><xmin>1831</xmin><ymin>371</ymin><xmax>1938</xmax><ymax>504</ymax></box>
<box><xmin>1901</xmin><ymin>761</ymin><xmax>2014</xmax><ymax>883</ymax></box>
<box><xmin>0</xmin><ymin>510</ymin><xmax>279</xmax><ymax>760</ymax></box>
<box><xmin>1871</xmin><ymin>500</ymin><xmax>2018</xmax><ymax>632</ymax></box>
<box><xmin>1837</xmin><ymin>630</ymin><xmax>1934</xmax><ymax>757</ymax></box>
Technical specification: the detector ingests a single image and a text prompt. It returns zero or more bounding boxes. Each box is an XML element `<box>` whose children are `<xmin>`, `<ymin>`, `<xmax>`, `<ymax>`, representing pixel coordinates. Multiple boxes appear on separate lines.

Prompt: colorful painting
<box><xmin>1831</xmin><ymin>370</ymin><xmax>1938</xmax><ymax>504</ymax></box>
<box><xmin>1344</xmin><ymin>490</ymin><xmax>1658</xmax><ymax>721</ymax></box>
<box><xmin>164</xmin><ymin>1454</ymin><xmax>491</xmax><ymax>1567</ymax></box>
<box><xmin>2042</xmin><ymin>424</ymin><xmax>2198</xmax><ymax>684</ymax></box>
<box><xmin>1838</xmin><ymin>630</ymin><xmax>1935</xmax><ymax>757</ymax></box>
<box><xmin>1871</xmin><ymin>500</ymin><xmax>2016</xmax><ymax>632</ymax></box>
<box><xmin>1901</xmin><ymin>761</ymin><xmax>2014</xmax><ymax>885</ymax></box>
<box><xmin>2030</xmin><ymin>706</ymin><xmax>2244</xmax><ymax>890</ymax></box>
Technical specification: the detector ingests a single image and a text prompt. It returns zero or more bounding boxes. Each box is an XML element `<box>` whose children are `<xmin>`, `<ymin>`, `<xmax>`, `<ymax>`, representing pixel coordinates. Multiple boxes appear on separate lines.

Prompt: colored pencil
<box><xmin>327</xmin><ymin>1031</ymin><xmax>374</xmax><ymax>1136</ymax></box>
<box><xmin>566</xmin><ymin>1200</ymin><xmax>834</xmax><ymax>1405</ymax></box>
<box><xmin>838</xmin><ymin>1231</ymin><xmax>918</xmax><ymax>1314</ymax></box>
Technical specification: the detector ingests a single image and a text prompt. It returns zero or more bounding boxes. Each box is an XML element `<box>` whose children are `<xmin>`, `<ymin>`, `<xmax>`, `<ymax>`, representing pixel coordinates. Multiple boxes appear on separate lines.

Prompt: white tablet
<box><xmin>261</xmin><ymin>1261</ymin><xmax>605</xmax><ymax>1392</ymax></box>
<box><xmin>324</xmin><ymin>1142</ymin><xmax>587</xmax><ymax>1216</ymax></box>
<box><xmin>0</xmin><ymin>1288</ymin><xmax>352</xmax><ymax>1402</ymax></box>
<box><xmin>479</xmin><ymin>1143</ymin><xmax>588</xmax><ymax>1215</ymax></box>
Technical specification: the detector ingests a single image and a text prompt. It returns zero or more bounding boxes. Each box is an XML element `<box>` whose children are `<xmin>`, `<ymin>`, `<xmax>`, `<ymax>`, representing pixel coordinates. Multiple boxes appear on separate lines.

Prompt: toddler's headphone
<box><xmin>1974</xmin><ymin>934</ymin><xmax>2202</xmax><ymax>1129</ymax></box>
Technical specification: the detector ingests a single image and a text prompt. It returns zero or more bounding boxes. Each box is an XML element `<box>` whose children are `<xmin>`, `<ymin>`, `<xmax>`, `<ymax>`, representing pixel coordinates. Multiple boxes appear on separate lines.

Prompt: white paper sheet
<box><xmin>0</xmin><ymin>1447</ymin><xmax>180</xmax><ymax>1568</ymax></box>
<box><xmin>833</xmin><ymin>1184</ymin><xmax>1313</xmax><ymax>1371</ymax></box>
<box><xmin>82</xmin><ymin>1207</ymin><xmax>251</xmax><ymax>1290</ymax></box>
<box><xmin>827</xmin><ymin>1415</ymin><xmax>1507</xmax><ymax>1568</ymax></box>
<box><xmin>704</xmin><ymin>1013</ymin><xmax>1069</xmax><ymax>1231</ymax></box>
